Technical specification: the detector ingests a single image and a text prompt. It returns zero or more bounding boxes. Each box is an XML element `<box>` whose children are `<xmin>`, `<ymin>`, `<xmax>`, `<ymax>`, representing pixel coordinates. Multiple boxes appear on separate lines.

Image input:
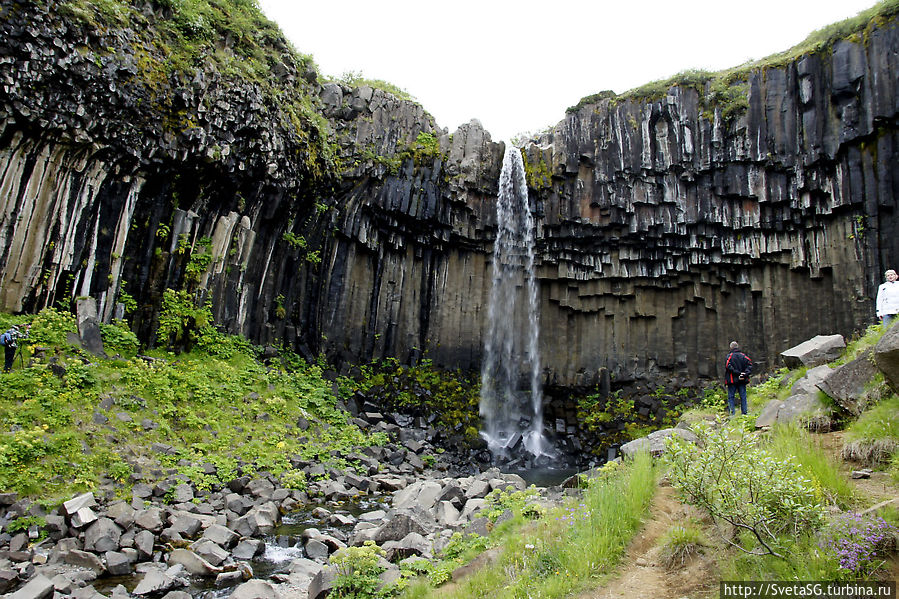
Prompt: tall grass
<box><xmin>767</xmin><ymin>423</ymin><xmax>856</xmax><ymax>508</ymax></box>
<box><xmin>404</xmin><ymin>452</ymin><xmax>658</xmax><ymax>599</ymax></box>
<box><xmin>842</xmin><ymin>396</ymin><xmax>899</xmax><ymax>465</ymax></box>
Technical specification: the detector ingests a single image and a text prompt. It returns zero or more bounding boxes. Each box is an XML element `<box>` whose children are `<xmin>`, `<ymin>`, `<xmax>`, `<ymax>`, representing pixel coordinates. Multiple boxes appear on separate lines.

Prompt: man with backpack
<box><xmin>724</xmin><ymin>341</ymin><xmax>752</xmax><ymax>416</ymax></box>
<box><xmin>0</xmin><ymin>325</ymin><xmax>26</xmax><ymax>372</ymax></box>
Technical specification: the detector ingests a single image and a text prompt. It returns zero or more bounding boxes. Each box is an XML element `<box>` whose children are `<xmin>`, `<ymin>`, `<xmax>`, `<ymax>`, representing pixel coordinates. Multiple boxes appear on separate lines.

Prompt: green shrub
<box><xmin>156</xmin><ymin>289</ymin><xmax>213</xmax><ymax>352</ymax></box>
<box><xmin>658</xmin><ymin>523</ymin><xmax>708</xmax><ymax>569</ymax></box>
<box><xmin>665</xmin><ymin>421</ymin><xmax>826</xmax><ymax>557</ymax></box>
<box><xmin>99</xmin><ymin>321</ymin><xmax>139</xmax><ymax>356</ymax></box>
<box><xmin>29</xmin><ymin>308</ymin><xmax>77</xmax><ymax>346</ymax></box>
<box><xmin>330</xmin><ymin>542</ymin><xmax>398</xmax><ymax>598</ymax></box>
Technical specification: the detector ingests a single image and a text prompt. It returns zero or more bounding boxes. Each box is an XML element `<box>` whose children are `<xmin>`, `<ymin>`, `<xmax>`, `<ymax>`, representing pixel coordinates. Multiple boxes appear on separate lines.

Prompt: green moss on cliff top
<box><xmin>568</xmin><ymin>0</ymin><xmax>899</xmax><ymax>115</ymax></box>
<box><xmin>53</xmin><ymin>0</ymin><xmax>338</xmax><ymax>181</ymax></box>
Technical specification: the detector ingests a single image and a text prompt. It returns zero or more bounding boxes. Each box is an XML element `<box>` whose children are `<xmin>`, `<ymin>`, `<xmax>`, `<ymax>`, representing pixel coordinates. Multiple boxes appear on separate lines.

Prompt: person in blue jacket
<box><xmin>724</xmin><ymin>341</ymin><xmax>752</xmax><ymax>416</ymax></box>
<box><xmin>0</xmin><ymin>325</ymin><xmax>20</xmax><ymax>372</ymax></box>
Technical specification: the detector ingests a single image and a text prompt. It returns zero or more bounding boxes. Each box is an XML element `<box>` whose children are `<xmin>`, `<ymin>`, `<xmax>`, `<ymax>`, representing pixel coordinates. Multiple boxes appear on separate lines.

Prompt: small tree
<box><xmin>664</xmin><ymin>421</ymin><xmax>825</xmax><ymax>558</ymax></box>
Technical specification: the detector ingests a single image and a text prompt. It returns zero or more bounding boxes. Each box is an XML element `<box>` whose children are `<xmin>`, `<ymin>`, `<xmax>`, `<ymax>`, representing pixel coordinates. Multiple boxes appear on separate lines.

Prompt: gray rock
<box><xmin>817</xmin><ymin>349</ymin><xmax>879</xmax><ymax>415</ymax></box>
<box><xmin>231</xmin><ymin>514</ymin><xmax>260</xmax><ymax>538</ymax></box>
<box><xmin>84</xmin><ymin>518</ymin><xmax>122</xmax><ymax>553</ymax></box>
<box><xmin>775</xmin><ymin>393</ymin><xmax>828</xmax><ymax>424</ymax></box>
<box><xmin>132</xmin><ymin>568</ymin><xmax>181</xmax><ymax>596</ymax></box>
<box><xmin>307</xmin><ymin>565</ymin><xmax>336</xmax><ymax>599</ymax></box>
<box><xmin>134</xmin><ymin>529</ymin><xmax>155</xmax><ymax>560</ymax></box>
<box><xmin>190</xmin><ymin>539</ymin><xmax>229</xmax><ymax>566</ymax></box>
<box><xmin>288</xmin><ymin>558</ymin><xmax>323</xmax><ymax>578</ymax></box>
<box><xmin>382</xmin><ymin>531</ymin><xmax>430</xmax><ymax>561</ymax></box>
<box><xmin>172</xmin><ymin>484</ymin><xmax>194</xmax><ymax>504</ymax></box>
<box><xmin>202</xmin><ymin>524</ymin><xmax>240</xmax><ymax>549</ymax></box>
<box><xmin>134</xmin><ymin>508</ymin><xmax>165</xmax><ymax>533</ymax></box>
<box><xmin>620</xmin><ymin>427</ymin><xmax>698</xmax><ymax>457</ymax></box>
<box><xmin>168</xmin><ymin>549</ymin><xmax>222</xmax><ymax>577</ymax></box>
<box><xmin>105</xmin><ymin>551</ymin><xmax>131</xmax><ymax>576</ymax></box>
<box><xmin>169</xmin><ymin>514</ymin><xmax>202</xmax><ymax>538</ymax></box>
<box><xmin>77</xmin><ymin>298</ymin><xmax>106</xmax><ymax>356</ymax></box>
<box><xmin>6</xmin><ymin>574</ymin><xmax>54</xmax><ymax>599</ymax></box>
<box><xmin>63</xmin><ymin>493</ymin><xmax>97</xmax><ymax>516</ymax></box>
<box><xmin>228</xmin><ymin>579</ymin><xmax>280</xmax><ymax>599</ymax></box>
<box><xmin>791</xmin><ymin>364</ymin><xmax>833</xmax><ymax>395</ymax></box>
<box><xmin>464</xmin><ymin>479</ymin><xmax>491</xmax><ymax>499</ymax></box>
<box><xmin>755</xmin><ymin>400</ymin><xmax>784</xmax><ymax>428</ymax></box>
<box><xmin>232</xmin><ymin>539</ymin><xmax>265</xmax><ymax>560</ymax></box>
<box><xmin>874</xmin><ymin>324</ymin><xmax>899</xmax><ymax>393</ymax></box>
<box><xmin>106</xmin><ymin>501</ymin><xmax>136</xmax><ymax>529</ymax></box>
<box><xmin>63</xmin><ymin>549</ymin><xmax>104</xmax><ymax>573</ymax></box>
<box><xmin>392</xmin><ymin>480</ymin><xmax>442</xmax><ymax>511</ymax></box>
<box><xmin>71</xmin><ymin>506</ymin><xmax>99</xmax><ymax>528</ymax></box>
<box><xmin>304</xmin><ymin>539</ymin><xmax>329</xmax><ymax>561</ymax></box>
<box><xmin>781</xmin><ymin>334</ymin><xmax>845</xmax><ymax>368</ymax></box>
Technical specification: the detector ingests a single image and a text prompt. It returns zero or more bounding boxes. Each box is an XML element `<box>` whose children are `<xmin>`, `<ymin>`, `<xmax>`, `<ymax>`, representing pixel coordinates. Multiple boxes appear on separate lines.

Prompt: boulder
<box><xmin>105</xmin><ymin>551</ymin><xmax>132</xmax><ymax>576</ymax></box>
<box><xmin>190</xmin><ymin>539</ymin><xmax>229</xmax><ymax>566</ymax></box>
<box><xmin>307</xmin><ymin>565</ymin><xmax>336</xmax><ymax>599</ymax></box>
<box><xmin>229</xmin><ymin>579</ymin><xmax>280</xmax><ymax>599</ymax></box>
<box><xmin>775</xmin><ymin>393</ymin><xmax>829</xmax><ymax>424</ymax></box>
<box><xmin>392</xmin><ymin>480</ymin><xmax>442</xmax><ymax>511</ymax></box>
<box><xmin>755</xmin><ymin>400</ymin><xmax>784</xmax><ymax>428</ymax></box>
<box><xmin>76</xmin><ymin>298</ymin><xmax>106</xmax><ymax>356</ymax></box>
<box><xmin>790</xmin><ymin>364</ymin><xmax>833</xmax><ymax>395</ymax></box>
<box><xmin>84</xmin><ymin>518</ymin><xmax>122</xmax><ymax>553</ymax></box>
<box><xmin>382</xmin><ymin>532</ymin><xmax>430</xmax><ymax>562</ymax></box>
<box><xmin>620</xmin><ymin>427</ymin><xmax>698</xmax><ymax>457</ymax></box>
<box><xmin>817</xmin><ymin>349</ymin><xmax>879</xmax><ymax>415</ymax></box>
<box><xmin>132</xmin><ymin>567</ymin><xmax>182</xmax><ymax>596</ymax></box>
<box><xmin>6</xmin><ymin>574</ymin><xmax>54</xmax><ymax>599</ymax></box>
<box><xmin>874</xmin><ymin>324</ymin><xmax>899</xmax><ymax>392</ymax></box>
<box><xmin>63</xmin><ymin>493</ymin><xmax>98</xmax><ymax>516</ymax></box>
<box><xmin>202</xmin><ymin>524</ymin><xmax>240</xmax><ymax>548</ymax></box>
<box><xmin>168</xmin><ymin>549</ymin><xmax>222</xmax><ymax>577</ymax></box>
<box><xmin>781</xmin><ymin>335</ymin><xmax>845</xmax><ymax>368</ymax></box>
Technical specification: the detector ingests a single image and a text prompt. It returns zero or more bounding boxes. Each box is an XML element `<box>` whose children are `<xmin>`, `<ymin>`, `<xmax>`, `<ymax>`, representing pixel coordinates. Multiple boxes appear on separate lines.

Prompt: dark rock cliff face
<box><xmin>1</xmin><ymin>0</ymin><xmax>897</xmax><ymax>389</ymax></box>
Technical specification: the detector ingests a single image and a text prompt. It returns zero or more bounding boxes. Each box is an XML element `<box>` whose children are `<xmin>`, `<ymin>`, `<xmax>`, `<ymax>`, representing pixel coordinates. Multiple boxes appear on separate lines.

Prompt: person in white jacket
<box><xmin>876</xmin><ymin>269</ymin><xmax>899</xmax><ymax>327</ymax></box>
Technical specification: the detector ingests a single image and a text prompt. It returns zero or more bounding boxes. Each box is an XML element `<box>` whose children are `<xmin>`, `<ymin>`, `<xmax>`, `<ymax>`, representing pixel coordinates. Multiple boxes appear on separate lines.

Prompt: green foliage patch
<box><xmin>0</xmin><ymin>307</ymin><xmax>384</xmax><ymax>504</ymax></box>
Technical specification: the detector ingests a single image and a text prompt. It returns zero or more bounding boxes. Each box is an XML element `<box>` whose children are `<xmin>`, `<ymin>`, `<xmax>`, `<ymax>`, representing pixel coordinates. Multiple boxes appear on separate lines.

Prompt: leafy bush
<box><xmin>483</xmin><ymin>487</ymin><xmax>541</xmax><ymax>522</ymax></box>
<box><xmin>99</xmin><ymin>321</ymin><xmax>139</xmax><ymax>356</ymax></box>
<box><xmin>29</xmin><ymin>308</ymin><xmax>77</xmax><ymax>346</ymax></box>
<box><xmin>818</xmin><ymin>512</ymin><xmax>897</xmax><ymax>578</ymax></box>
<box><xmin>330</xmin><ymin>542</ymin><xmax>396</xmax><ymax>598</ymax></box>
<box><xmin>156</xmin><ymin>289</ymin><xmax>213</xmax><ymax>352</ymax></box>
<box><xmin>665</xmin><ymin>421</ymin><xmax>825</xmax><ymax>557</ymax></box>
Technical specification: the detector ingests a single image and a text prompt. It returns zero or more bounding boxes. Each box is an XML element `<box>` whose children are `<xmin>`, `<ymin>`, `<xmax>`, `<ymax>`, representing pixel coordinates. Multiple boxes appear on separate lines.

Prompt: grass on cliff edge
<box><xmin>568</xmin><ymin>0</ymin><xmax>899</xmax><ymax>113</ymax></box>
<box><xmin>401</xmin><ymin>452</ymin><xmax>657</xmax><ymax>599</ymax></box>
<box><xmin>0</xmin><ymin>308</ymin><xmax>386</xmax><ymax>506</ymax></box>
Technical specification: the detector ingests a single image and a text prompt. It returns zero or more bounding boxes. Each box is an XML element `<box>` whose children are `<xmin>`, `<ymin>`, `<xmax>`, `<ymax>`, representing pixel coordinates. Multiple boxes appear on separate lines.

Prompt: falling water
<box><xmin>479</xmin><ymin>146</ymin><xmax>551</xmax><ymax>459</ymax></box>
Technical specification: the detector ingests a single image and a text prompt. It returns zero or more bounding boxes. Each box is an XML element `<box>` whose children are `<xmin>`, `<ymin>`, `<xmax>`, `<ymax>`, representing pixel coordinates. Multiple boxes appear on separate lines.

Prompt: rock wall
<box><xmin>1</xmin><ymin>0</ymin><xmax>898</xmax><ymax>388</ymax></box>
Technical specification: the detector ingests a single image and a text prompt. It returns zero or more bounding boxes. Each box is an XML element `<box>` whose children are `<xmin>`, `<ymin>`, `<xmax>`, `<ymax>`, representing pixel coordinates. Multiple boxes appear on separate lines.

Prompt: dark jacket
<box><xmin>725</xmin><ymin>350</ymin><xmax>752</xmax><ymax>385</ymax></box>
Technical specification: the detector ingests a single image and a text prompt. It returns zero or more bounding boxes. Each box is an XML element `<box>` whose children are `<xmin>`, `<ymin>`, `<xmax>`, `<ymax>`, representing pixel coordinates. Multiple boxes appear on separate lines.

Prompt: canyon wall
<box><xmin>1</xmin><ymin>0</ymin><xmax>897</xmax><ymax>388</ymax></box>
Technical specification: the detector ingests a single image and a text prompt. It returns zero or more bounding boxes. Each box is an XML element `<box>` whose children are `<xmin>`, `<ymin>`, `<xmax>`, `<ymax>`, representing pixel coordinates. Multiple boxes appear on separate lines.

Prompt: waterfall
<box><xmin>479</xmin><ymin>146</ymin><xmax>551</xmax><ymax>459</ymax></box>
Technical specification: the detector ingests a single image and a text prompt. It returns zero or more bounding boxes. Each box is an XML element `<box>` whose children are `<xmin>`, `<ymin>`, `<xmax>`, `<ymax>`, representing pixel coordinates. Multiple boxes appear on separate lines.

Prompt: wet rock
<box><xmin>168</xmin><ymin>549</ymin><xmax>222</xmax><ymax>577</ymax></box>
<box><xmin>229</xmin><ymin>579</ymin><xmax>280</xmax><ymax>599</ymax></box>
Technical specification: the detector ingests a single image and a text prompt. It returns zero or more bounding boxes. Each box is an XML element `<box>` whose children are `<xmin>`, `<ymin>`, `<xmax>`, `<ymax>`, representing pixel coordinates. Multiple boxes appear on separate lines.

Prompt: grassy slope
<box><xmin>0</xmin><ymin>308</ymin><xmax>385</xmax><ymax>505</ymax></box>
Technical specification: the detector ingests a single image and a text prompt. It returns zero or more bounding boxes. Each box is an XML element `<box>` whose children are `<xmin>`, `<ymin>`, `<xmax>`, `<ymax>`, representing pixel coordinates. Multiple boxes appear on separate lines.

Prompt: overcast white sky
<box><xmin>258</xmin><ymin>0</ymin><xmax>878</xmax><ymax>142</ymax></box>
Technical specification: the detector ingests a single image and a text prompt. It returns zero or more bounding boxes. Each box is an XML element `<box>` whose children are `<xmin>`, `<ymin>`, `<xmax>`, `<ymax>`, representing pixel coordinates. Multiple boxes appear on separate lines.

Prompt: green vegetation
<box><xmin>0</xmin><ymin>306</ymin><xmax>385</xmax><ymax>504</ymax></box>
<box><xmin>335</xmin><ymin>70</ymin><xmax>416</xmax><ymax>102</ymax></box>
<box><xmin>767</xmin><ymin>423</ymin><xmax>856</xmax><ymax>508</ymax></box>
<box><xmin>658</xmin><ymin>523</ymin><xmax>708</xmax><ymax>570</ymax></box>
<box><xmin>665</xmin><ymin>420</ymin><xmax>825</xmax><ymax>558</ymax></box>
<box><xmin>55</xmin><ymin>0</ymin><xmax>337</xmax><ymax>183</ymax></box>
<box><xmin>354</xmin><ymin>358</ymin><xmax>481</xmax><ymax>445</ymax></box>
<box><xmin>401</xmin><ymin>452</ymin><xmax>657</xmax><ymax>599</ymax></box>
<box><xmin>842</xmin><ymin>395</ymin><xmax>899</xmax><ymax>465</ymax></box>
<box><xmin>568</xmin><ymin>1</ymin><xmax>899</xmax><ymax>119</ymax></box>
<box><xmin>331</xmin><ymin>542</ymin><xmax>401</xmax><ymax>598</ymax></box>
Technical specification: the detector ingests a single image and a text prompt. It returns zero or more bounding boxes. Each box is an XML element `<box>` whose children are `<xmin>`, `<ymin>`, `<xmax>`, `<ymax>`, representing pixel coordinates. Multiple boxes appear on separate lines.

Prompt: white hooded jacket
<box><xmin>876</xmin><ymin>281</ymin><xmax>899</xmax><ymax>317</ymax></box>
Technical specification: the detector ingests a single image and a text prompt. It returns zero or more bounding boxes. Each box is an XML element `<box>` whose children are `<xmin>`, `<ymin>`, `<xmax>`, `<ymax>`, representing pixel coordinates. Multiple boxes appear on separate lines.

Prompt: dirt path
<box><xmin>580</xmin><ymin>429</ymin><xmax>899</xmax><ymax>599</ymax></box>
<box><xmin>579</xmin><ymin>485</ymin><xmax>718</xmax><ymax>599</ymax></box>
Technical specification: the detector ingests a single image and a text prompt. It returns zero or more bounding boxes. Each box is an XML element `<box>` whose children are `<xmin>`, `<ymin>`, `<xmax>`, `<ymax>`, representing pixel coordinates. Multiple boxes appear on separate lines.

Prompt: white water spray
<box><xmin>479</xmin><ymin>146</ymin><xmax>551</xmax><ymax>459</ymax></box>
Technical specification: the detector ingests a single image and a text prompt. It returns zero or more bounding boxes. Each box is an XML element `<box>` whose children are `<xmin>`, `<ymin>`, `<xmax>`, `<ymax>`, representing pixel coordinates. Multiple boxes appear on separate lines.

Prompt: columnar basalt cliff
<box><xmin>1</xmin><ymin>0</ymin><xmax>897</xmax><ymax>389</ymax></box>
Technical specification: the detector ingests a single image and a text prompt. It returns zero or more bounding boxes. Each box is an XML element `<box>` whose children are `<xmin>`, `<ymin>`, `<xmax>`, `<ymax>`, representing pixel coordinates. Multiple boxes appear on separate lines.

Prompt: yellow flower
<box><xmin>276</xmin><ymin>441</ymin><xmax>286</xmax><ymax>449</ymax></box>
